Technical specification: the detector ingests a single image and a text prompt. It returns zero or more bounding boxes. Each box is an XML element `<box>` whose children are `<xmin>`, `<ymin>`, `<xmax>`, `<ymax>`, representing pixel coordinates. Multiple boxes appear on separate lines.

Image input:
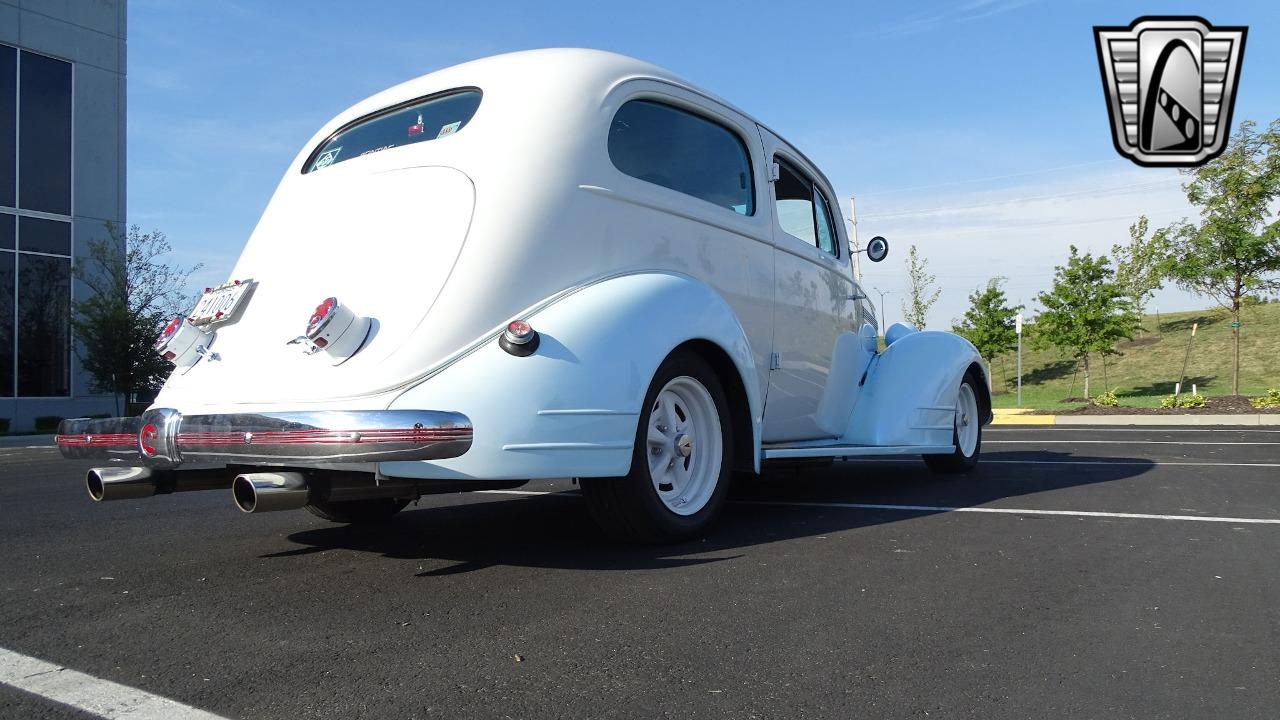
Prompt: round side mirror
<box><xmin>867</xmin><ymin>236</ymin><xmax>889</xmax><ymax>263</ymax></box>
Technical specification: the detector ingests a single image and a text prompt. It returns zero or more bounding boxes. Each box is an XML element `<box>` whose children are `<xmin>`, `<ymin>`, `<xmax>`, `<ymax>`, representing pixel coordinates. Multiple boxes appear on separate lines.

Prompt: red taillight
<box><xmin>306</xmin><ymin>297</ymin><xmax>338</xmax><ymax>337</ymax></box>
<box><xmin>139</xmin><ymin>423</ymin><xmax>158</xmax><ymax>456</ymax></box>
<box><xmin>499</xmin><ymin>319</ymin><xmax>539</xmax><ymax>356</ymax></box>
<box><xmin>154</xmin><ymin>317</ymin><xmax>184</xmax><ymax>351</ymax></box>
<box><xmin>506</xmin><ymin>320</ymin><xmax>533</xmax><ymax>341</ymax></box>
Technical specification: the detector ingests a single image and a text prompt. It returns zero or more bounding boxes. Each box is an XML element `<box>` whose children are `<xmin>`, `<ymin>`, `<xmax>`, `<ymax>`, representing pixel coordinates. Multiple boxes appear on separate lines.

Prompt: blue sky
<box><xmin>128</xmin><ymin>0</ymin><xmax>1279</xmax><ymax>328</ymax></box>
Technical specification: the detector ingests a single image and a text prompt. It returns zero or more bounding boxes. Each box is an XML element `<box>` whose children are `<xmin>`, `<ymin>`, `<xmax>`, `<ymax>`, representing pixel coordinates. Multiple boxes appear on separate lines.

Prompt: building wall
<box><xmin>0</xmin><ymin>0</ymin><xmax>126</xmax><ymax>431</ymax></box>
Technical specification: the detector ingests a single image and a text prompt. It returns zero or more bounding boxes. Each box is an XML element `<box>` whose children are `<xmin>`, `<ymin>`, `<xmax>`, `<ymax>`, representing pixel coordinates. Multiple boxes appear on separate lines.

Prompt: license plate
<box><xmin>189</xmin><ymin>279</ymin><xmax>256</xmax><ymax>327</ymax></box>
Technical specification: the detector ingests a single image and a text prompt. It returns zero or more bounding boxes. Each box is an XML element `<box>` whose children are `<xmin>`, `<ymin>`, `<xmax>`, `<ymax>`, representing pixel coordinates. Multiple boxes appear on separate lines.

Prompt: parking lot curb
<box><xmin>992</xmin><ymin>413</ymin><xmax>1280</xmax><ymax>426</ymax></box>
<box><xmin>992</xmin><ymin>413</ymin><xmax>1055</xmax><ymax>425</ymax></box>
<box><xmin>0</xmin><ymin>434</ymin><xmax>54</xmax><ymax>447</ymax></box>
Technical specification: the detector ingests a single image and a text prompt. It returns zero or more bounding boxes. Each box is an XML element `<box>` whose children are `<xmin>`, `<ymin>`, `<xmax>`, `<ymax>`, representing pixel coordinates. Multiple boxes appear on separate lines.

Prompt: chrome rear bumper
<box><xmin>55</xmin><ymin>408</ymin><xmax>473</xmax><ymax>467</ymax></box>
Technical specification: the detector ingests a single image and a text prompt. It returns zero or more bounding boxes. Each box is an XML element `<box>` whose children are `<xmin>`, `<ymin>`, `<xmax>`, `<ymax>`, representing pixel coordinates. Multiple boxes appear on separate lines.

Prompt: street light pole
<box><xmin>872</xmin><ymin>286</ymin><xmax>893</xmax><ymax>338</ymax></box>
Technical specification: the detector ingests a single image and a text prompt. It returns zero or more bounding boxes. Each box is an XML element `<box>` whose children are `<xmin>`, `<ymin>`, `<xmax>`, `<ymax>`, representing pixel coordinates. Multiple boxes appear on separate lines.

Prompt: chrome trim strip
<box><xmin>56</xmin><ymin>409</ymin><xmax>472</xmax><ymax>466</ymax></box>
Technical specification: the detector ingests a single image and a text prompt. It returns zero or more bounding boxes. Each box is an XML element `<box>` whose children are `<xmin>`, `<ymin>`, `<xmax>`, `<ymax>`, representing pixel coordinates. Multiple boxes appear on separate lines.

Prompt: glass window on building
<box><xmin>1</xmin><ymin>44</ymin><xmax>74</xmax><ymax>398</ymax></box>
<box><xmin>18</xmin><ymin>51</ymin><xmax>72</xmax><ymax>215</ymax></box>
<box><xmin>0</xmin><ymin>45</ymin><xmax>15</xmax><ymax>208</ymax></box>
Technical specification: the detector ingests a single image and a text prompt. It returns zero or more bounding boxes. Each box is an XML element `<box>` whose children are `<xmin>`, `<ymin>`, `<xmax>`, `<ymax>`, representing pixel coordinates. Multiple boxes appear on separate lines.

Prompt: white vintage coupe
<box><xmin>57</xmin><ymin>49</ymin><xmax>989</xmax><ymax>542</ymax></box>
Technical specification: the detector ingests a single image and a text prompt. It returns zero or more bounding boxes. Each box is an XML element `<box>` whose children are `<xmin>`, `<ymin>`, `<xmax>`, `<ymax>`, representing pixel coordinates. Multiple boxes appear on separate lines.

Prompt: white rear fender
<box><xmin>381</xmin><ymin>272</ymin><xmax>763</xmax><ymax>480</ymax></box>
<box><xmin>843</xmin><ymin>330</ymin><xmax>989</xmax><ymax>447</ymax></box>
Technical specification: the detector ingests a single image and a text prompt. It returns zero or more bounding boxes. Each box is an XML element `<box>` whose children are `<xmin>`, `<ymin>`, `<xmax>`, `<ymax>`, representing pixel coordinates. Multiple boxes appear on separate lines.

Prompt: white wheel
<box><xmin>955</xmin><ymin>381</ymin><xmax>979</xmax><ymax>457</ymax></box>
<box><xmin>580</xmin><ymin>350</ymin><xmax>734</xmax><ymax>542</ymax></box>
<box><xmin>924</xmin><ymin>371</ymin><xmax>983</xmax><ymax>474</ymax></box>
<box><xmin>646</xmin><ymin>376</ymin><xmax>723</xmax><ymax>516</ymax></box>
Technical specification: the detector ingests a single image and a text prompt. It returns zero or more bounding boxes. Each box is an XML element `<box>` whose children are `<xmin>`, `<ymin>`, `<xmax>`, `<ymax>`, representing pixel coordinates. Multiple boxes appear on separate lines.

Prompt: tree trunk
<box><xmin>1101</xmin><ymin>355</ymin><xmax>1109</xmax><ymax>392</ymax></box>
<box><xmin>1082</xmin><ymin>354</ymin><xmax>1091</xmax><ymax>399</ymax></box>
<box><xmin>1232</xmin><ymin>297</ymin><xmax>1241</xmax><ymax>395</ymax></box>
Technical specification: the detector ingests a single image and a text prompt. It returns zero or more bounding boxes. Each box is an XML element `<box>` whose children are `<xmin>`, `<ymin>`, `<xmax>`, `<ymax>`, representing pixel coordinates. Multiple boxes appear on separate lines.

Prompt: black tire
<box><xmin>580</xmin><ymin>350</ymin><xmax>733</xmax><ymax>543</ymax></box>
<box><xmin>923</xmin><ymin>370</ymin><xmax>983</xmax><ymax>474</ymax></box>
<box><xmin>305</xmin><ymin>496</ymin><xmax>411</xmax><ymax>524</ymax></box>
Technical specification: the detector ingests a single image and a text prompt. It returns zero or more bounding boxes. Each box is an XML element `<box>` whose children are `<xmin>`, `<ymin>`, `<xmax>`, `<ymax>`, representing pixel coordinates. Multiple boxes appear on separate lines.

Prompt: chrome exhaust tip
<box><xmin>232</xmin><ymin>472</ymin><xmax>309</xmax><ymax>513</ymax></box>
<box><xmin>86</xmin><ymin>467</ymin><xmax>155</xmax><ymax>502</ymax></box>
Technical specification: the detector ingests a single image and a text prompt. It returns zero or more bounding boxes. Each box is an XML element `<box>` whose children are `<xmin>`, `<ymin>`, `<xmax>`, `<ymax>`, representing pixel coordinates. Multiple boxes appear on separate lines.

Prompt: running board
<box><xmin>761</xmin><ymin>444</ymin><xmax>955</xmax><ymax>460</ymax></box>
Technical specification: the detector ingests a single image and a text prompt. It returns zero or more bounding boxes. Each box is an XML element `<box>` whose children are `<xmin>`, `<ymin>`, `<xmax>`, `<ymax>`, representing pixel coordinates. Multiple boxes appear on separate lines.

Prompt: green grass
<box><xmin>987</xmin><ymin>301</ymin><xmax>1280</xmax><ymax>410</ymax></box>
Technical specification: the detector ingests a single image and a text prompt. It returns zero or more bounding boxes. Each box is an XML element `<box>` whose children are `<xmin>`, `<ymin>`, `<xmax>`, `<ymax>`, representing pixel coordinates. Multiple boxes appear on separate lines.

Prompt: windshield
<box><xmin>304</xmin><ymin>89</ymin><xmax>482</xmax><ymax>173</ymax></box>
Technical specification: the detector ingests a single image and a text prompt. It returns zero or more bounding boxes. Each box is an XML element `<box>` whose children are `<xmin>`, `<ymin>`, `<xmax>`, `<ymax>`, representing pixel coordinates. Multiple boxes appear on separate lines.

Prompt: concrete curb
<box><xmin>0</xmin><ymin>434</ymin><xmax>55</xmax><ymax>447</ymax></box>
<box><xmin>992</xmin><ymin>412</ymin><xmax>1280</xmax><ymax>426</ymax></box>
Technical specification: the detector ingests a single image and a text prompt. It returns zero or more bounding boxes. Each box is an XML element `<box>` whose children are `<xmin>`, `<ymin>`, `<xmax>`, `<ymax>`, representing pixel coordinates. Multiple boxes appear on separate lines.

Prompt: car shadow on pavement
<box><xmin>267</xmin><ymin>451</ymin><xmax>1154</xmax><ymax>575</ymax></box>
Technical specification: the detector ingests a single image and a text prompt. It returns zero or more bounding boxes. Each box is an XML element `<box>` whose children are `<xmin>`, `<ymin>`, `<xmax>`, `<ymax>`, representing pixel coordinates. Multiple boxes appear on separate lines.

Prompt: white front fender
<box><xmin>843</xmin><ymin>330</ymin><xmax>988</xmax><ymax>447</ymax></box>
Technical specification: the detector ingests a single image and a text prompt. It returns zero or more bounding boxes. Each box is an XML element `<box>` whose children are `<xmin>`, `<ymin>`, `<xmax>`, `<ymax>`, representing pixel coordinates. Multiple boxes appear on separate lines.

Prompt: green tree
<box><xmin>1160</xmin><ymin>119</ymin><xmax>1280</xmax><ymax>395</ymax></box>
<box><xmin>953</xmin><ymin>278</ymin><xmax>1022</xmax><ymax>389</ymax></box>
<box><xmin>900</xmin><ymin>244</ymin><xmax>940</xmax><ymax>329</ymax></box>
<box><xmin>72</xmin><ymin>224</ymin><xmax>203</xmax><ymax>415</ymax></box>
<box><xmin>1034</xmin><ymin>246</ymin><xmax>1139</xmax><ymax>399</ymax></box>
<box><xmin>1111</xmin><ymin>215</ymin><xmax>1169</xmax><ymax>317</ymax></box>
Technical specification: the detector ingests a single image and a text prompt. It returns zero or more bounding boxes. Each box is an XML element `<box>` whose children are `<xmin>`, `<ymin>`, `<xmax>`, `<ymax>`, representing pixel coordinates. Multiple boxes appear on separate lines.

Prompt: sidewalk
<box><xmin>992</xmin><ymin>409</ymin><xmax>1280</xmax><ymax>426</ymax></box>
<box><xmin>0</xmin><ymin>434</ymin><xmax>55</xmax><ymax>447</ymax></box>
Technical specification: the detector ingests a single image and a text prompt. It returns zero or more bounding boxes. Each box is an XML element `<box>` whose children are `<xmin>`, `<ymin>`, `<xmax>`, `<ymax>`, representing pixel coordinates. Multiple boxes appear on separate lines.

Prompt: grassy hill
<box><xmin>987</xmin><ymin>301</ymin><xmax>1280</xmax><ymax>409</ymax></box>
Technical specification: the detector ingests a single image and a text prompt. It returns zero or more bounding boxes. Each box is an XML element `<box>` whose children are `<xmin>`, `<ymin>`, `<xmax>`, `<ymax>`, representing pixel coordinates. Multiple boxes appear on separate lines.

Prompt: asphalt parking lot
<box><xmin>2</xmin><ymin>426</ymin><xmax>1279</xmax><ymax>719</ymax></box>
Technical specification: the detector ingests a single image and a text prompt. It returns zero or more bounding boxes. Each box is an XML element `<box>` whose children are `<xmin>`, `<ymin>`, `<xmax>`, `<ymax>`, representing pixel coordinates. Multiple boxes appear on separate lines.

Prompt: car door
<box><xmin>758</xmin><ymin>128</ymin><xmax>861</xmax><ymax>442</ymax></box>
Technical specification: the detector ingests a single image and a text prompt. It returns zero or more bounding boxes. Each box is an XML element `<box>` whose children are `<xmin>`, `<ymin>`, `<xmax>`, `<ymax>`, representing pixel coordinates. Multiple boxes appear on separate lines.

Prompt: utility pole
<box><xmin>872</xmin><ymin>287</ymin><xmax>893</xmax><ymax>337</ymax></box>
<box><xmin>849</xmin><ymin>195</ymin><xmax>862</xmax><ymax>283</ymax></box>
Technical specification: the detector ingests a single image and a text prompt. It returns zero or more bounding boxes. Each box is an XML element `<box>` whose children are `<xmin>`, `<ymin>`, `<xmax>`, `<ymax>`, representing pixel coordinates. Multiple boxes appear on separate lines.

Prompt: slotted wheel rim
<box><xmin>646</xmin><ymin>376</ymin><xmax>723</xmax><ymax>516</ymax></box>
<box><xmin>956</xmin><ymin>383</ymin><xmax>979</xmax><ymax>457</ymax></box>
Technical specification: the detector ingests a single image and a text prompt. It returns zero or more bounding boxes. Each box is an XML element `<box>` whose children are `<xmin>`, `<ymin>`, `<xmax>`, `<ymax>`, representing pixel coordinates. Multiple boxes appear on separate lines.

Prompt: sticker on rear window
<box><xmin>437</xmin><ymin>121</ymin><xmax>462</xmax><ymax>138</ymax></box>
<box><xmin>312</xmin><ymin>147</ymin><xmax>342</xmax><ymax>171</ymax></box>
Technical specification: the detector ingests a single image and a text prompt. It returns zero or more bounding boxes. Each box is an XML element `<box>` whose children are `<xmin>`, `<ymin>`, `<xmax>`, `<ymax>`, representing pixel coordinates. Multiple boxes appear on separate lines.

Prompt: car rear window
<box><xmin>304</xmin><ymin>89</ymin><xmax>482</xmax><ymax>173</ymax></box>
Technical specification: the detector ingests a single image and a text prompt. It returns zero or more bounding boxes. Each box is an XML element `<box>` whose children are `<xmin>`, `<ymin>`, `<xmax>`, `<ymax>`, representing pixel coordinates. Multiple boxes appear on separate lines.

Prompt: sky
<box><xmin>127</xmin><ymin>0</ymin><xmax>1280</xmax><ymax>329</ymax></box>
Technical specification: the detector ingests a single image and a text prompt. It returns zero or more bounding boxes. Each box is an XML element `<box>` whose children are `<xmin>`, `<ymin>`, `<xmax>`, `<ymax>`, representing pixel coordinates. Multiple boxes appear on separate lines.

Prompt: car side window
<box><xmin>608</xmin><ymin>100</ymin><xmax>755</xmax><ymax>216</ymax></box>
<box><xmin>774</xmin><ymin>161</ymin><xmax>816</xmax><ymax>245</ymax></box>
<box><xmin>813</xmin><ymin>189</ymin><xmax>837</xmax><ymax>255</ymax></box>
<box><xmin>773</xmin><ymin>159</ymin><xmax>840</xmax><ymax>257</ymax></box>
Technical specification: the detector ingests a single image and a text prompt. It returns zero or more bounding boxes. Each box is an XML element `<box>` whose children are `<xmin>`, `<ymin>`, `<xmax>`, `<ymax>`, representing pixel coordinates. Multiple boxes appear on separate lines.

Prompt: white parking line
<box><xmin>988</xmin><ymin>427</ymin><xmax>1280</xmax><ymax>434</ymax></box>
<box><xmin>475</xmin><ymin>490</ymin><xmax>1280</xmax><ymax>525</ymax></box>
<box><xmin>843</xmin><ymin>458</ymin><xmax>1280</xmax><ymax>468</ymax></box>
<box><xmin>987</xmin><ymin>440</ymin><xmax>1279</xmax><ymax>445</ymax></box>
<box><xmin>732</xmin><ymin>500</ymin><xmax>1280</xmax><ymax>525</ymax></box>
<box><xmin>982</xmin><ymin>459</ymin><xmax>1280</xmax><ymax>467</ymax></box>
<box><xmin>0</xmin><ymin>647</ymin><xmax>227</xmax><ymax>720</ymax></box>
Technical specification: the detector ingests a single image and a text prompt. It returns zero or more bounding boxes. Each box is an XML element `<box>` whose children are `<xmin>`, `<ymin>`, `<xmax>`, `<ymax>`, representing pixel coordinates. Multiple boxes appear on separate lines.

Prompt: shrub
<box><xmin>33</xmin><ymin>415</ymin><xmax>65</xmax><ymax>432</ymax></box>
<box><xmin>1092</xmin><ymin>389</ymin><xmax>1120</xmax><ymax>407</ymax></box>
<box><xmin>1251</xmin><ymin>389</ymin><xmax>1280</xmax><ymax>409</ymax></box>
<box><xmin>1160</xmin><ymin>394</ymin><xmax>1206</xmax><ymax>409</ymax></box>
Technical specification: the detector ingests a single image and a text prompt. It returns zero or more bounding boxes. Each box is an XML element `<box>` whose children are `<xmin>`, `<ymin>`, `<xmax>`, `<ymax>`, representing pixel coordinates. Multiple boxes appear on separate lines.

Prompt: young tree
<box><xmin>1160</xmin><ymin>119</ymin><xmax>1280</xmax><ymax>395</ymax></box>
<box><xmin>1034</xmin><ymin>246</ymin><xmax>1139</xmax><ymax>399</ymax></box>
<box><xmin>952</xmin><ymin>278</ymin><xmax>1022</xmax><ymax>388</ymax></box>
<box><xmin>1111</xmin><ymin>215</ymin><xmax>1169</xmax><ymax>318</ymax></box>
<box><xmin>900</xmin><ymin>244</ymin><xmax>940</xmax><ymax>329</ymax></box>
<box><xmin>72</xmin><ymin>224</ymin><xmax>203</xmax><ymax>415</ymax></box>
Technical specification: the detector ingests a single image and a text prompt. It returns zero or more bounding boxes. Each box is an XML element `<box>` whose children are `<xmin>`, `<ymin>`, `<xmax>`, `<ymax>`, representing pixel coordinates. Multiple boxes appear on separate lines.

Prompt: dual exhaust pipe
<box><xmin>85</xmin><ymin>467</ymin><xmax>514</xmax><ymax>512</ymax></box>
<box><xmin>86</xmin><ymin>467</ymin><xmax>310</xmax><ymax>513</ymax></box>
